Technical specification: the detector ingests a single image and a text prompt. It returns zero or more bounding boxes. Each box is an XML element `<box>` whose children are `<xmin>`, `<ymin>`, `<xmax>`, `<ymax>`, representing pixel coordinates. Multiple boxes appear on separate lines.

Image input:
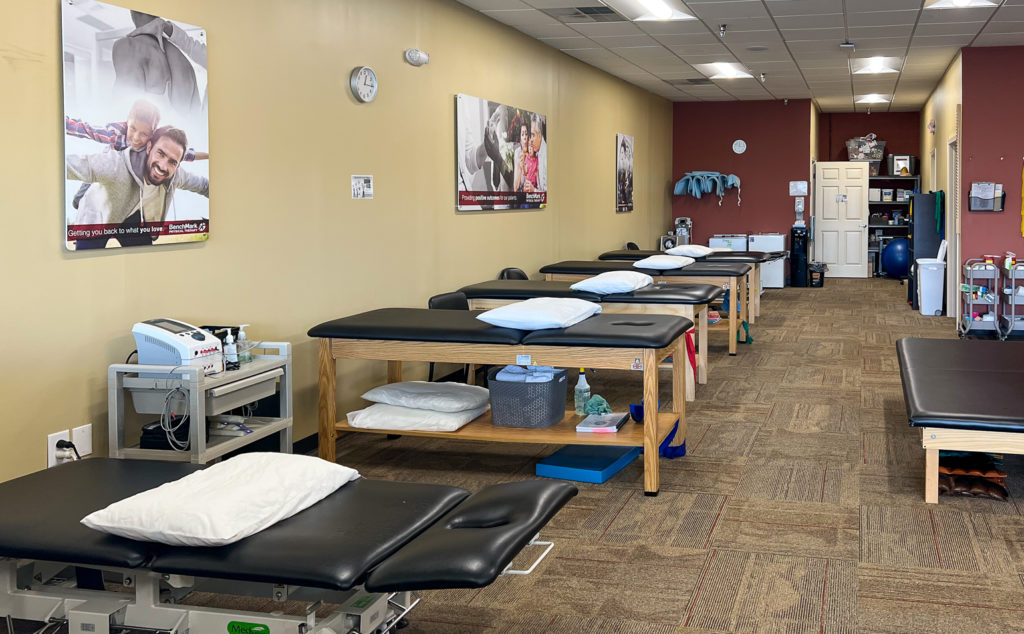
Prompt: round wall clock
<box><xmin>350</xmin><ymin>66</ymin><xmax>378</xmax><ymax>103</ymax></box>
<box><xmin>732</xmin><ymin>139</ymin><xmax>747</xmax><ymax>154</ymax></box>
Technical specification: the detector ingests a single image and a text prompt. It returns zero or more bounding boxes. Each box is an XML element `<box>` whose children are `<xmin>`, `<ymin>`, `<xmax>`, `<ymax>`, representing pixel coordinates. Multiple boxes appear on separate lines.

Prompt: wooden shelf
<box><xmin>870</xmin><ymin>175</ymin><xmax>920</xmax><ymax>181</ymax></box>
<box><xmin>335</xmin><ymin>410</ymin><xmax>680</xmax><ymax>447</ymax></box>
<box><xmin>869</xmin><ymin>201</ymin><xmax>911</xmax><ymax>206</ymax></box>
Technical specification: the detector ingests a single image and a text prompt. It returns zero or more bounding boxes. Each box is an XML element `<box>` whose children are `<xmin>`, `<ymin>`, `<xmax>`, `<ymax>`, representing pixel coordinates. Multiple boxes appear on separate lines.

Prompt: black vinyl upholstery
<box><xmin>498</xmin><ymin>267</ymin><xmax>529</xmax><ymax>280</ymax></box>
<box><xmin>598</xmin><ymin>250</ymin><xmax>785</xmax><ymax>263</ymax></box>
<box><xmin>308</xmin><ymin>308</ymin><xmax>524</xmax><ymax>344</ymax></box>
<box><xmin>460</xmin><ymin>280</ymin><xmax>601</xmax><ymax>301</ymax></box>
<box><xmin>540</xmin><ymin>260</ymin><xmax>750</xmax><ymax>277</ymax></box>
<box><xmin>428</xmin><ymin>291</ymin><xmax>469</xmax><ymax>311</ymax></box>
<box><xmin>151</xmin><ymin>478</ymin><xmax>470</xmax><ymax>590</ymax></box>
<box><xmin>523</xmin><ymin>313</ymin><xmax>692</xmax><ymax>348</ymax></box>
<box><xmin>603</xmin><ymin>283</ymin><xmax>724</xmax><ymax>304</ymax></box>
<box><xmin>898</xmin><ymin>337</ymin><xmax>1024</xmax><ymax>432</ymax></box>
<box><xmin>366</xmin><ymin>480</ymin><xmax>578</xmax><ymax>591</ymax></box>
<box><xmin>0</xmin><ymin>459</ymin><xmax>201</xmax><ymax>568</ymax></box>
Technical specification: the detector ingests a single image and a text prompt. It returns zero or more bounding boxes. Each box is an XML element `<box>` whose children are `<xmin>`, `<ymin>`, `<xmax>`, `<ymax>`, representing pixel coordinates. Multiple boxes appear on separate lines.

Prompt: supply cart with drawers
<box><xmin>1000</xmin><ymin>262</ymin><xmax>1024</xmax><ymax>339</ymax></box>
<box><xmin>959</xmin><ymin>259</ymin><xmax>1001</xmax><ymax>338</ymax></box>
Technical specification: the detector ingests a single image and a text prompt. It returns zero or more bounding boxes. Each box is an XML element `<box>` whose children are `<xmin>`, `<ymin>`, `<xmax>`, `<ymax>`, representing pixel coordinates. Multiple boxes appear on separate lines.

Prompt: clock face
<box><xmin>350</xmin><ymin>66</ymin><xmax>378</xmax><ymax>103</ymax></box>
<box><xmin>732</xmin><ymin>139</ymin><xmax>747</xmax><ymax>154</ymax></box>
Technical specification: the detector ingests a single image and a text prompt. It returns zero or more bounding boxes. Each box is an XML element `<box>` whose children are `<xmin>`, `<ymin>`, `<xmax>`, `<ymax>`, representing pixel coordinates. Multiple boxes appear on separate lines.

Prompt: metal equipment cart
<box><xmin>959</xmin><ymin>259</ymin><xmax>1001</xmax><ymax>338</ymax></box>
<box><xmin>108</xmin><ymin>341</ymin><xmax>293</xmax><ymax>463</ymax></box>
<box><xmin>1000</xmin><ymin>262</ymin><xmax>1024</xmax><ymax>339</ymax></box>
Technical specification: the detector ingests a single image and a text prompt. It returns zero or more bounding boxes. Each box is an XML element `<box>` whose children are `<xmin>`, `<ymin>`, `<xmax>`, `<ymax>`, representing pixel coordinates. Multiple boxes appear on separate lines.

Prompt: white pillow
<box><xmin>632</xmin><ymin>255</ymin><xmax>695</xmax><ymax>270</ymax></box>
<box><xmin>570</xmin><ymin>271</ymin><xmax>653</xmax><ymax>294</ymax></box>
<box><xmin>476</xmin><ymin>297</ymin><xmax>601</xmax><ymax>330</ymax></box>
<box><xmin>362</xmin><ymin>381</ymin><xmax>489</xmax><ymax>412</ymax></box>
<box><xmin>666</xmin><ymin>244</ymin><xmax>713</xmax><ymax>257</ymax></box>
<box><xmin>81</xmin><ymin>453</ymin><xmax>359</xmax><ymax>546</ymax></box>
<box><xmin>347</xmin><ymin>403</ymin><xmax>489</xmax><ymax>432</ymax></box>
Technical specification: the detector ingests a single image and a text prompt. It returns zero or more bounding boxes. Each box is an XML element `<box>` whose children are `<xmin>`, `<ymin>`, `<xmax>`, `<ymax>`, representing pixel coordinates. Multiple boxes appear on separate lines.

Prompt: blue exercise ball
<box><xmin>881</xmin><ymin>238</ymin><xmax>910</xmax><ymax>278</ymax></box>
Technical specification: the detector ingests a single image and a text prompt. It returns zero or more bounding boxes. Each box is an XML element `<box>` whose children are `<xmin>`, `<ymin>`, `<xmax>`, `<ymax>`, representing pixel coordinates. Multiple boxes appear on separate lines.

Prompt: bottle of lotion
<box><xmin>223</xmin><ymin>329</ymin><xmax>238</xmax><ymax>369</ymax></box>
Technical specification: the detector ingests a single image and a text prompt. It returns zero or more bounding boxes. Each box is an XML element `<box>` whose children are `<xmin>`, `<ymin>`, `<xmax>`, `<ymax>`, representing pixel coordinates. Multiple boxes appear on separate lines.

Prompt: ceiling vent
<box><xmin>541</xmin><ymin>7</ymin><xmax>628</xmax><ymax>23</ymax></box>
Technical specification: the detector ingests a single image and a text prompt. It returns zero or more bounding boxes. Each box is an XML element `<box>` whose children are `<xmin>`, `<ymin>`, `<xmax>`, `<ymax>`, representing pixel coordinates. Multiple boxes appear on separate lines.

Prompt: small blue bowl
<box><xmin>629</xmin><ymin>399</ymin><xmax>660</xmax><ymax>422</ymax></box>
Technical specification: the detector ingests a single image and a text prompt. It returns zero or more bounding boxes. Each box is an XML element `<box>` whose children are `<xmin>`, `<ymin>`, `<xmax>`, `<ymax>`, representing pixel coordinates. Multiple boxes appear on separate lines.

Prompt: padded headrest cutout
<box><xmin>611</xmin><ymin>321</ymin><xmax>654</xmax><ymax>327</ymax></box>
<box><xmin>446</xmin><ymin>504</ymin><xmax>515</xmax><ymax>530</ymax></box>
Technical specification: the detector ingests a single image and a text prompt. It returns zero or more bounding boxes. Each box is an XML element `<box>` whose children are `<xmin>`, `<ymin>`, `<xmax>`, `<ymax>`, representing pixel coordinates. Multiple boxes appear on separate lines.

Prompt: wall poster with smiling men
<box><xmin>456</xmin><ymin>93</ymin><xmax>547</xmax><ymax>211</ymax></box>
<box><xmin>62</xmin><ymin>0</ymin><xmax>210</xmax><ymax>250</ymax></box>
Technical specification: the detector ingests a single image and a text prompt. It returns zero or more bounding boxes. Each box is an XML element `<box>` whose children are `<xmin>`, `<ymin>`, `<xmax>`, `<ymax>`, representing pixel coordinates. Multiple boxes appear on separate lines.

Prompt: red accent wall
<box><xmin>961</xmin><ymin>46</ymin><xmax>1024</xmax><ymax>263</ymax></box>
<box><xmin>672</xmin><ymin>100</ymin><xmax>811</xmax><ymax>247</ymax></box>
<box><xmin>817</xmin><ymin>112</ymin><xmax>921</xmax><ymax>163</ymax></box>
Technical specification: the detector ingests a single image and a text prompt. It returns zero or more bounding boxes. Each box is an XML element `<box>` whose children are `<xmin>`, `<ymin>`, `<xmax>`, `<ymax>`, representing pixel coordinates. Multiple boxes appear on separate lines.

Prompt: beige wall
<box><xmin>0</xmin><ymin>0</ymin><xmax>673</xmax><ymax>481</ymax></box>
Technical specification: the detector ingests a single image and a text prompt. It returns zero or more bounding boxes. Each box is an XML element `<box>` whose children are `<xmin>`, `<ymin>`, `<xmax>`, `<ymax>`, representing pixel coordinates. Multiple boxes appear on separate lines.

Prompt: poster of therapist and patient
<box><xmin>62</xmin><ymin>0</ymin><xmax>209</xmax><ymax>251</ymax></box>
<box><xmin>456</xmin><ymin>93</ymin><xmax>547</xmax><ymax>211</ymax></box>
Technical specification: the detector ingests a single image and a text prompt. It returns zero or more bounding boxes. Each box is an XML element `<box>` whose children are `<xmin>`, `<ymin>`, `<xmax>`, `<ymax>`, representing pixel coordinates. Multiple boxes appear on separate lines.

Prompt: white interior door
<box><xmin>814</xmin><ymin>161</ymin><xmax>869</xmax><ymax>278</ymax></box>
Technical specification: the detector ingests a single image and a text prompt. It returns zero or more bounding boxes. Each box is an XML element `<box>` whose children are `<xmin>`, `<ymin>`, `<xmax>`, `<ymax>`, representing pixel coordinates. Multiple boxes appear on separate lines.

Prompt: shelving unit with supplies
<box><xmin>108</xmin><ymin>341</ymin><xmax>293</xmax><ymax>463</ymax></box>
<box><xmin>867</xmin><ymin>175</ymin><xmax>919</xmax><ymax>277</ymax></box>
<box><xmin>959</xmin><ymin>260</ymin><xmax>1001</xmax><ymax>338</ymax></box>
<box><xmin>1000</xmin><ymin>263</ymin><xmax>1024</xmax><ymax>339</ymax></box>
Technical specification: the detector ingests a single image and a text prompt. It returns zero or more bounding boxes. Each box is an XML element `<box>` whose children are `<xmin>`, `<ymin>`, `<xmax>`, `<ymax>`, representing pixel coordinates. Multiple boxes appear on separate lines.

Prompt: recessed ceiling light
<box><xmin>853</xmin><ymin>56</ymin><xmax>901</xmax><ymax>74</ymax></box>
<box><xmin>856</xmin><ymin>94</ymin><xmax>890</xmax><ymax>103</ymax></box>
<box><xmin>615</xmin><ymin>0</ymin><xmax>695</xmax><ymax>21</ymax></box>
<box><xmin>701</xmin><ymin>62</ymin><xmax>753</xmax><ymax>79</ymax></box>
<box><xmin>924</xmin><ymin>0</ymin><xmax>995</xmax><ymax>7</ymax></box>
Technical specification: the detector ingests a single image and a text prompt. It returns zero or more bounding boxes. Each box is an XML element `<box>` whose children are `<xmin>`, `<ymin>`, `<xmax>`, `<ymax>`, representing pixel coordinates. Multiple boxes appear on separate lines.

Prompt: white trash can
<box><xmin>917</xmin><ymin>258</ymin><xmax>946</xmax><ymax>316</ymax></box>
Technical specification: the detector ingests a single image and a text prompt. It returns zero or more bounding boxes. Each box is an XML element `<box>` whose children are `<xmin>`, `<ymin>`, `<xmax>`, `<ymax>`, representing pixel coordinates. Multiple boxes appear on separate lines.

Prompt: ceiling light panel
<box><xmin>923</xmin><ymin>0</ymin><xmax>996</xmax><ymax>8</ymax></box>
<box><xmin>852</xmin><ymin>56</ymin><xmax>902</xmax><ymax>73</ymax></box>
<box><xmin>856</xmin><ymin>93</ymin><xmax>891</xmax><ymax>103</ymax></box>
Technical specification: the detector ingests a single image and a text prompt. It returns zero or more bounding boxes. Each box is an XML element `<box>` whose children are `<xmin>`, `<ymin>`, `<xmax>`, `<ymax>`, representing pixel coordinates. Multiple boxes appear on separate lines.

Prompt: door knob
<box><xmin>859</xmin><ymin>224</ymin><xmax>867</xmax><ymax>228</ymax></box>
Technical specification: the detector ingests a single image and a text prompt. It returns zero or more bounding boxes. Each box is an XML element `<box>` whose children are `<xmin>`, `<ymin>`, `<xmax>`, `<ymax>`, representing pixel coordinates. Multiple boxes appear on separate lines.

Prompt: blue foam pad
<box><xmin>535</xmin><ymin>446</ymin><xmax>641</xmax><ymax>484</ymax></box>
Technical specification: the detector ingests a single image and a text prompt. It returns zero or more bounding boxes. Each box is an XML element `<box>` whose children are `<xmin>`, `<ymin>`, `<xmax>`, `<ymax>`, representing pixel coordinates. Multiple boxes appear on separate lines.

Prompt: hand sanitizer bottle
<box><xmin>237</xmin><ymin>324</ymin><xmax>252</xmax><ymax>365</ymax></box>
<box><xmin>574</xmin><ymin>368</ymin><xmax>590</xmax><ymax>415</ymax></box>
<box><xmin>223</xmin><ymin>329</ymin><xmax>238</xmax><ymax>370</ymax></box>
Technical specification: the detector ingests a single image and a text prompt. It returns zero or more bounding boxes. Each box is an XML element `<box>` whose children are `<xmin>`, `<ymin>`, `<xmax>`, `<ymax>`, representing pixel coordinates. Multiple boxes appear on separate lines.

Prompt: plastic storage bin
<box><xmin>487</xmin><ymin>367</ymin><xmax>568</xmax><ymax>428</ymax></box>
<box><xmin>917</xmin><ymin>258</ymin><xmax>945</xmax><ymax>316</ymax></box>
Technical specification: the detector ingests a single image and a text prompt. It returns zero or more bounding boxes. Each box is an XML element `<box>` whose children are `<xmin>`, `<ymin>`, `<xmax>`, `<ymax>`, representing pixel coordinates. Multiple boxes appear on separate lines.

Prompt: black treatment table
<box><xmin>310</xmin><ymin>308</ymin><xmax>694</xmax><ymax>495</ymax></box>
<box><xmin>458</xmin><ymin>279</ymin><xmax>725</xmax><ymax>398</ymax></box>
<box><xmin>0</xmin><ymin>458</ymin><xmax>576</xmax><ymax>632</ymax></box>
<box><xmin>598</xmin><ymin>249</ymin><xmax>787</xmax><ymax>320</ymax></box>
<box><xmin>897</xmin><ymin>337</ymin><xmax>1024</xmax><ymax>503</ymax></box>
<box><xmin>538</xmin><ymin>260</ymin><xmax>753</xmax><ymax>355</ymax></box>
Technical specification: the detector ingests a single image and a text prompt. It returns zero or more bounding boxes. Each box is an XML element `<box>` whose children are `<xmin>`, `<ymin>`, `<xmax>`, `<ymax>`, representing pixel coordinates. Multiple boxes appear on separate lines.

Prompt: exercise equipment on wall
<box><xmin>673</xmin><ymin>171</ymin><xmax>741</xmax><ymax>206</ymax></box>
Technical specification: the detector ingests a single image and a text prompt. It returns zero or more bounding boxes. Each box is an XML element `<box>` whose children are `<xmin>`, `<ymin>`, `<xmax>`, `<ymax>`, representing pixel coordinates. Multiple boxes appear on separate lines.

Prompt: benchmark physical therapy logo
<box><xmin>227</xmin><ymin>621</ymin><xmax>270</xmax><ymax>634</ymax></box>
<box><xmin>67</xmin><ymin>220</ymin><xmax>210</xmax><ymax>241</ymax></box>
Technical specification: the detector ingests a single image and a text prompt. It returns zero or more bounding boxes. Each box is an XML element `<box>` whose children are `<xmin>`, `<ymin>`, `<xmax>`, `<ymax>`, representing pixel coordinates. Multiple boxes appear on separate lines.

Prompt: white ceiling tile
<box><xmin>911</xmin><ymin>33</ymin><xmax>975</xmax><ymax>47</ymax></box>
<box><xmin>848</xmin><ymin>25</ymin><xmax>915</xmax><ymax>39</ymax></box>
<box><xmin>847</xmin><ymin>10</ymin><xmax>919</xmax><ymax>26</ymax></box>
<box><xmin>917</xmin><ymin>6</ymin><xmax>997</xmax><ymax>23</ymax></box>
<box><xmin>539</xmin><ymin>36</ymin><xmax>594</xmax><ymax>49</ymax></box>
<box><xmin>766</xmin><ymin>0</ymin><xmax>844</xmax><ymax>16</ymax></box>
<box><xmin>569</xmin><ymin>21</ymin><xmax>647</xmax><ymax>36</ymax></box>
<box><xmin>995</xmin><ymin>5</ymin><xmax>1024</xmax><ymax>19</ymax></box>
<box><xmin>715</xmin><ymin>17</ymin><xmax>779</xmax><ymax>30</ymax></box>
<box><xmin>689</xmin><ymin>1</ymin><xmax>771</xmax><ymax>20</ymax></box>
<box><xmin>514</xmin><ymin>23</ymin><xmax>585</xmax><ymax>38</ymax></box>
<box><xmin>612</xmin><ymin>46</ymin><xmax>682</xmax><ymax>62</ymax></box>
<box><xmin>591</xmin><ymin>34</ymin><xmax>663</xmax><ymax>47</ymax></box>
<box><xmin>563</xmin><ymin>48</ymin><xmax>630</xmax><ymax>63</ymax></box>
<box><xmin>717</xmin><ymin>29</ymin><xmax>784</xmax><ymax>43</ymax></box>
<box><xmin>914</xmin><ymin>21</ymin><xmax>987</xmax><ymax>36</ymax></box>
<box><xmin>846</xmin><ymin>0</ymin><xmax>922</xmax><ymax>11</ymax></box>
<box><xmin>734</xmin><ymin>48</ymin><xmax>794</xmax><ymax>63</ymax></box>
<box><xmin>853</xmin><ymin>36</ymin><xmax>911</xmax><ymax>49</ymax></box>
<box><xmin>904</xmin><ymin>46</ymin><xmax>961</xmax><ymax>62</ymax></box>
<box><xmin>781</xmin><ymin>27</ymin><xmax>848</xmax><ymax>41</ymax></box>
<box><xmin>973</xmin><ymin>32</ymin><xmax>1024</xmax><ymax>45</ymax></box>
<box><xmin>775</xmin><ymin>14</ymin><xmax>845</xmax><ymax>30</ymax></box>
<box><xmin>666</xmin><ymin>42</ymin><xmax>731</xmax><ymax>55</ymax></box>
<box><xmin>654</xmin><ymin>68</ymin><xmax>709</xmax><ymax>79</ymax></box>
<box><xmin>481</xmin><ymin>9</ymin><xmax>563</xmax><ymax>27</ymax></box>
<box><xmin>653</xmin><ymin>33</ymin><xmax>723</xmax><ymax>47</ymax></box>
<box><xmin>458</xmin><ymin>0</ymin><xmax>532</xmax><ymax>10</ymax></box>
<box><xmin>682</xmin><ymin>53</ymin><xmax>740</xmax><ymax>64</ymax></box>
<box><xmin>980</xmin><ymin>21</ymin><xmax>1024</xmax><ymax>34</ymax></box>
<box><xmin>853</xmin><ymin>47</ymin><xmax>912</xmax><ymax>57</ymax></box>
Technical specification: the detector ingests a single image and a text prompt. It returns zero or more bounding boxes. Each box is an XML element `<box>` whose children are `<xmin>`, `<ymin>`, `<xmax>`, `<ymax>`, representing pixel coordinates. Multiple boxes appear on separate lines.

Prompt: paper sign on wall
<box><xmin>789</xmin><ymin>181</ymin><xmax>808</xmax><ymax>196</ymax></box>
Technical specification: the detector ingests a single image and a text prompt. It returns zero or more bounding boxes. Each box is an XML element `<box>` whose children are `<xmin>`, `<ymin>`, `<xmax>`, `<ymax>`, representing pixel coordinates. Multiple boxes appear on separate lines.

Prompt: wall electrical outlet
<box><xmin>47</xmin><ymin>430</ymin><xmax>71</xmax><ymax>468</ymax></box>
<box><xmin>72</xmin><ymin>423</ymin><xmax>93</xmax><ymax>457</ymax></box>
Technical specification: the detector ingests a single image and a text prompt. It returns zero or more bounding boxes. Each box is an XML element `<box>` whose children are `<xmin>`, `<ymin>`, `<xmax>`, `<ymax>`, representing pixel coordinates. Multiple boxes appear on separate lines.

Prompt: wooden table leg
<box><xmin>741</xmin><ymin>270</ymin><xmax>752</xmax><ymax>326</ymax></box>
<box><xmin>318</xmin><ymin>339</ymin><xmax>338</xmax><ymax>463</ymax></box>
<box><xmin>727</xmin><ymin>278</ymin><xmax>738</xmax><ymax>355</ymax></box>
<box><xmin>698</xmin><ymin>306</ymin><xmax>708</xmax><ymax>384</ymax></box>
<box><xmin>642</xmin><ymin>348</ymin><xmax>660</xmax><ymax>496</ymax></box>
<box><xmin>388</xmin><ymin>360</ymin><xmax>402</xmax><ymax>384</ymax></box>
<box><xmin>925</xmin><ymin>447</ymin><xmax>939</xmax><ymax>504</ymax></box>
<box><xmin>671</xmin><ymin>335</ymin><xmax>687</xmax><ymax>447</ymax></box>
<box><xmin>752</xmin><ymin>264</ymin><xmax>761</xmax><ymax>318</ymax></box>
<box><xmin>466</xmin><ymin>364</ymin><xmax>477</xmax><ymax>385</ymax></box>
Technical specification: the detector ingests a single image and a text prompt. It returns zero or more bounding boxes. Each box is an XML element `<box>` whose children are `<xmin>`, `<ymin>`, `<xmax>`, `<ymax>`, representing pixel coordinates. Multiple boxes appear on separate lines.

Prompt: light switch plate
<box><xmin>73</xmin><ymin>424</ymin><xmax>93</xmax><ymax>457</ymax></box>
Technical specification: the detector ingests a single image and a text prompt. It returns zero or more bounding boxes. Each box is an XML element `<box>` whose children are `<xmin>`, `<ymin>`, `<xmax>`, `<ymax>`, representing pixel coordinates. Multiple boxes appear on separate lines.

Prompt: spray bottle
<box><xmin>574</xmin><ymin>368</ymin><xmax>590</xmax><ymax>415</ymax></box>
<box><xmin>223</xmin><ymin>328</ymin><xmax>239</xmax><ymax>369</ymax></box>
<box><xmin>237</xmin><ymin>324</ymin><xmax>252</xmax><ymax>365</ymax></box>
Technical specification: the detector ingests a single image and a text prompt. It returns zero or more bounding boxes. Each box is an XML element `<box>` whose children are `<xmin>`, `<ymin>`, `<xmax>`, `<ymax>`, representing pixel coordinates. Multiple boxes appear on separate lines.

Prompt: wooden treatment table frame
<box><xmin>544</xmin><ymin>271</ymin><xmax>747</xmax><ymax>355</ymax></box>
<box><xmin>317</xmin><ymin>335</ymin><xmax>687</xmax><ymax>495</ymax></box>
<box><xmin>467</xmin><ymin>297</ymin><xmax>709</xmax><ymax>401</ymax></box>
<box><xmin>919</xmin><ymin>428</ymin><xmax>1024</xmax><ymax>504</ymax></box>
